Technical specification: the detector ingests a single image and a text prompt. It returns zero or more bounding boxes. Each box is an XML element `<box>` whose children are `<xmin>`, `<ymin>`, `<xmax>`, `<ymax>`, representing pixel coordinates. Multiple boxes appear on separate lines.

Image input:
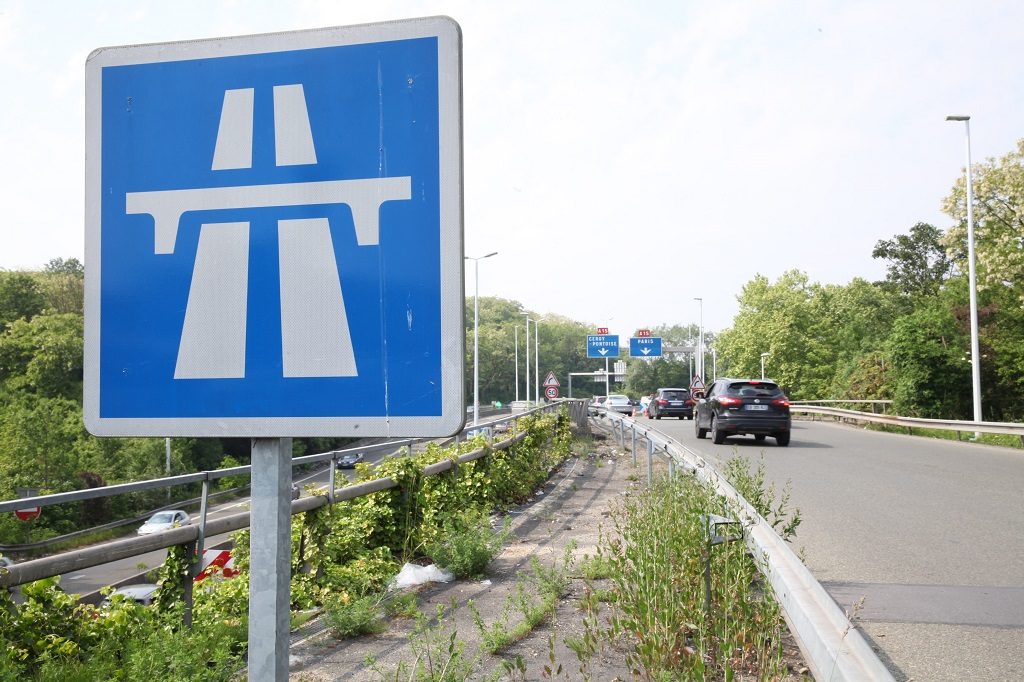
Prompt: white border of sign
<box><xmin>84</xmin><ymin>16</ymin><xmax>465</xmax><ymax>438</ymax></box>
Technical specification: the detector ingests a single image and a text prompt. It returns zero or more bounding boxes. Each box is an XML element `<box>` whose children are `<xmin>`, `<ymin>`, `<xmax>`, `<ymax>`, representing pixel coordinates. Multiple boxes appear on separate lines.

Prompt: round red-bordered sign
<box><xmin>544</xmin><ymin>386</ymin><xmax>559</xmax><ymax>399</ymax></box>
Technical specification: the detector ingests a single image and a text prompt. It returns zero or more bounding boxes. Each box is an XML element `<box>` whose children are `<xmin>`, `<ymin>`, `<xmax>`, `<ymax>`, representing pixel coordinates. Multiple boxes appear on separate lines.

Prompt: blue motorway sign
<box><xmin>629</xmin><ymin>336</ymin><xmax>663</xmax><ymax>358</ymax></box>
<box><xmin>587</xmin><ymin>335</ymin><xmax>620</xmax><ymax>358</ymax></box>
<box><xmin>84</xmin><ymin>18</ymin><xmax>464</xmax><ymax>437</ymax></box>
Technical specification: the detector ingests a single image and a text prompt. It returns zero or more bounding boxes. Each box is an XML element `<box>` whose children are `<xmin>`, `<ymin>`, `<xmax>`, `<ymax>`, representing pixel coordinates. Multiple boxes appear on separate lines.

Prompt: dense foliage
<box><xmin>0</xmin><ymin>411</ymin><xmax>571</xmax><ymax>679</ymax></box>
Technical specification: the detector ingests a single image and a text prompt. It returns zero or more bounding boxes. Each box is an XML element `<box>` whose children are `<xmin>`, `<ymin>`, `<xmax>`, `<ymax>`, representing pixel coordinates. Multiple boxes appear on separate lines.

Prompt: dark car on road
<box><xmin>694</xmin><ymin>378</ymin><xmax>791</xmax><ymax>446</ymax></box>
<box><xmin>647</xmin><ymin>388</ymin><xmax>694</xmax><ymax>420</ymax></box>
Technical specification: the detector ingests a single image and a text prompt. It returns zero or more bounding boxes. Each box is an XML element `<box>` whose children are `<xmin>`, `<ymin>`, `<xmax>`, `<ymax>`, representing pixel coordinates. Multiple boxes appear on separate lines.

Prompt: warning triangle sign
<box><xmin>542</xmin><ymin>371</ymin><xmax>560</xmax><ymax>387</ymax></box>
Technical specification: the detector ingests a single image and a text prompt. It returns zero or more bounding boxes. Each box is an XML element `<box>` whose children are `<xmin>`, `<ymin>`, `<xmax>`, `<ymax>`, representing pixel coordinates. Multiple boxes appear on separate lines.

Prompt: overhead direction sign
<box><xmin>587</xmin><ymin>334</ymin><xmax>619</xmax><ymax>358</ymax></box>
<box><xmin>542</xmin><ymin>371</ymin><xmax>559</xmax><ymax>387</ymax></box>
<box><xmin>629</xmin><ymin>336</ymin><xmax>662</xmax><ymax>357</ymax></box>
<box><xmin>84</xmin><ymin>18</ymin><xmax>464</xmax><ymax>438</ymax></box>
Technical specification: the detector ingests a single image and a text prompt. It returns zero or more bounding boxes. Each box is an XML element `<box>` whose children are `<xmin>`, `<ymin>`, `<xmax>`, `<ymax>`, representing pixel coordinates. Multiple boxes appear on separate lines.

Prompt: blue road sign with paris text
<box><xmin>629</xmin><ymin>336</ymin><xmax>663</xmax><ymax>358</ymax></box>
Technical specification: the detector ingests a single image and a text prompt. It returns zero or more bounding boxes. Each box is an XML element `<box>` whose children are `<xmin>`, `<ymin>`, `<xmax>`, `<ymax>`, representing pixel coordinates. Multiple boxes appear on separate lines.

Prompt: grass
<box><xmin>865</xmin><ymin>421</ymin><xmax>1023</xmax><ymax>448</ymax></box>
<box><xmin>571</xmin><ymin>458</ymin><xmax>796</xmax><ymax>680</ymax></box>
<box><xmin>470</xmin><ymin>543</ymin><xmax>576</xmax><ymax>655</ymax></box>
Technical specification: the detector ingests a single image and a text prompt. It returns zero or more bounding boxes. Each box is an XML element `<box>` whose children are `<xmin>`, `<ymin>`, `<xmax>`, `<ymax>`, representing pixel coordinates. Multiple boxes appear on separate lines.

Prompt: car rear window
<box><xmin>726</xmin><ymin>381</ymin><xmax>783</xmax><ymax>397</ymax></box>
<box><xmin>660</xmin><ymin>390</ymin><xmax>690</xmax><ymax>400</ymax></box>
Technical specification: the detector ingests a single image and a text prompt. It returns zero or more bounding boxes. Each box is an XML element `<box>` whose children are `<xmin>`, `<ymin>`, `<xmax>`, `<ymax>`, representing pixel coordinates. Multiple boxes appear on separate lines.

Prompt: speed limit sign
<box><xmin>544</xmin><ymin>386</ymin><xmax>559</xmax><ymax>399</ymax></box>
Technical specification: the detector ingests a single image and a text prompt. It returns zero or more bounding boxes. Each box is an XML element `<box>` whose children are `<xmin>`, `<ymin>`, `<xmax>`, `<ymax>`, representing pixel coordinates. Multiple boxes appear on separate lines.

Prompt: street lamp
<box><xmin>946</xmin><ymin>115</ymin><xmax>983</xmax><ymax>431</ymax></box>
<box><xmin>760</xmin><ymin>352</ymin><xmax>769</xmax><ymax>380</ymax></box>
<box><xmin>521</xmin><ymin>313</ymin><xmax>532</xmax><ymax>405</ymax></box>
<box><xmin>466</xmin><ymin>252</ymin><xmax>498</xmax><ymax>425</ymax></box>
<box><xmin>534</xmin><ymin>317</ymin><xmax>546</xmax><ymax>402</ymax></box>
<box><xmin>514</xmin><ymin>326</ymin><xmax>520</xmax><ymax>402</ymax></box>
<box><xmin>694</xmin><ymin>297</ymin><xmax>703</xmax><ymax>379</ymax></box>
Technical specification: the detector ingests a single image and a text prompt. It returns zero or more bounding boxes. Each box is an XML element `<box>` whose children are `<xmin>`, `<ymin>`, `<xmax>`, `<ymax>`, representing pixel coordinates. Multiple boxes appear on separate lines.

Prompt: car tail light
<box><xmin>718</xmin><ymin>396</ymin><xmax>742</xmax><ymax>406</ymax></box>
<box><xmin>657</xmin><ymin>399</ymin><xmax>668</xmax><ymax>405</ymax></box>
<box><xmin>772</xmin><ymin>398</ymin><xmax>790</xmax><ymax>407</ymax></box>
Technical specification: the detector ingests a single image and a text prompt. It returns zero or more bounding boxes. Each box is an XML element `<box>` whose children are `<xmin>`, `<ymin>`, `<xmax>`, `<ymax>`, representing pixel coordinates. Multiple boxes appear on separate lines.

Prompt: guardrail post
<box><xmin>328</xmin><ymin>454</ymin><xmax>337</xmax><ymax>504</ymax></box>
<box><xmin>669</xmin><ymin>457</ymin><xmax>675</xmax><ymax>480</ymax></box>
<box><xmin>183</xmin><ymin>474</ymin><xmax>211</xmax><ymax>628</ymax></box>
<box><xmin>647</xmin><ymin>438</ymin><xmax>654</xmax><ymax>484</ymax></box>
<box><xmin>631</xmin><ymin>424</ymin><xmax>637</xmax><ymax>466</ymax></box>
<box><xmin>618</xmin><ymin>419</ymin><xmax>625</xmax><ymax>449</ymax></box>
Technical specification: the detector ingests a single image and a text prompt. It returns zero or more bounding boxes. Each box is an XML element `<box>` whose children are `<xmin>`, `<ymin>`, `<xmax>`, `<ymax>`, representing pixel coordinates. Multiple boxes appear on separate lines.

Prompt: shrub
<box><xmin>425</xmin><ymin>508</ymin><xmax>510</xmax><ymax>579</ymax></box>
<box><xmin>323</xmin><ymin>592</ymin><xmax>386</xmax><ymax>639</ymax></box>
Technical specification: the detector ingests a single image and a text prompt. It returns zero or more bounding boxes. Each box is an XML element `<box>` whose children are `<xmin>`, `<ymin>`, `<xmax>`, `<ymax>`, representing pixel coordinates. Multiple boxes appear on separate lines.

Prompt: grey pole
<box><xmin>631</xmin><ymin>424</ymin><xmax>637</xmax><ymax>466</ymax></box>
<box><xmin>947</xmin><ymin>116</ymin><xmax>983</xmax><ymax>435</ymax></box>
<box><xmin>534</xmin><ymin>318</ymin><xmax>541</xmax><ymax>403</ymax></box>
<box><xmin>466</xmin><ymin>252</ymin><xmax>497</xmax><ymax>427</ymax></box>
<box><xmin>522</xmin><ymin>314</ymin><xmax>531</xmax><ymax>405</ymax></box>
<box><xmin>694</xmin><ymin>297</ymin><xmax>703</xmax><ymax>379</ymax></box>
<box><xmin>646</xmin><ymin>438</ymin><xmax>654</xmax><ymax>484</ymax></box>
<box><xmin>760</xmin><ymin>352</ymin><xmax>769</xmax><ymax>380</ymax></box>
<box><xmin>184</xmin><ymin>475</ymin><xmax>210</xmax><ymax>627</ymax></box>
<box><xmin>165</xmin><ymin>437</ymin><xmax>172</xmax><ymax>500</ymax></box>
<box><xmin>248</xmin><ymin>437</ymin><xmax>293</xmax><ymax>682</ymax></box>
<box><xmin>604</xmin><ymin>356</ymin><xmax>609</xmax><ymax>397</ymax></box>
<box><xmin>328</xmin><ymin>455</ymin><xmax>337</xmax><ymax>504</ymax></box>
<box><xmin>514</xmin><ymin>326</ymin><xmax>519</xmax><ymax>402</ymax></box>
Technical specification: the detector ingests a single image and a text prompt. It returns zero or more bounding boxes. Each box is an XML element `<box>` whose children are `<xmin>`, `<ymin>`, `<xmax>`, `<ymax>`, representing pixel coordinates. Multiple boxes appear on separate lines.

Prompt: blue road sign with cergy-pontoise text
<box><xmin>587</xmin><ymin>335</ymin><xmax>620</xmax><ymax>358</ymax></box>
<box><xmin>84</xmin><ymin>18</ymin><xmax>464</xmax><ymax>438</ymax></box>
<box><xmin>629</xmin><ymin>336</ymin><xmax>662</xmax><ymax>358</ymax></box>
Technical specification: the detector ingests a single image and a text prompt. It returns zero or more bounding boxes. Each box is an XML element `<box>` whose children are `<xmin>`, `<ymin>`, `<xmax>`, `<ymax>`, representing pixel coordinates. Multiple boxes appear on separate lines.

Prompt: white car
<box><xmin>137</xmin><ymin>509</ymin><xmax>191</xmax><ymax>536</ymax></box>
<box><xmin>605</xmin><ymin>394</ymin><xmax>634</xmax><ymax>415</ymax></box>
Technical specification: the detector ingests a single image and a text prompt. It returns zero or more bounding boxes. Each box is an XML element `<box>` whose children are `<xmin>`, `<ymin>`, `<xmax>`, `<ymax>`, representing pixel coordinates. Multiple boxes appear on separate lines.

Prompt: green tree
<box><xmin>942</xmin><ymin>138</ymin><xmax>1024</xmax><ymax>300</ymax></box>
<box><xmin>41</xmin><ymin>257</ymin><xmax>85</xmax><ymax>315</ymax></box>
<box><xmin>715</xmin><ymin>270</ymin><xmax>835</xmax><ymax>399</ymax></box>
<box><xmin>0</xmin><ymin>272</ymin><xmax>45</xmax><ymax>329</ymax></box>
<box><xmin>872</xmin><ymin>223</ymin><xmax>953</xmax><ymax>300</ymax></box>
<box><xmin>0</xmin><ymin>312</ymin><xmax>83</xmax><ymax>398</ymax></box>
<box><xmin>886</xmin><ymin>298</ymin><xmax>971</xmax><ymax>418</ymax></box>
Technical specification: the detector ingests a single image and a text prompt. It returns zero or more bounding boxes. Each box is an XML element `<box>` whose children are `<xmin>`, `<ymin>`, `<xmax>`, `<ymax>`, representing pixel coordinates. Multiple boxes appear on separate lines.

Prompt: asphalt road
<box><xmin>639</xmin><ymin>415</ymin><xmax>1024</xmax><ymax>681</ymax></box>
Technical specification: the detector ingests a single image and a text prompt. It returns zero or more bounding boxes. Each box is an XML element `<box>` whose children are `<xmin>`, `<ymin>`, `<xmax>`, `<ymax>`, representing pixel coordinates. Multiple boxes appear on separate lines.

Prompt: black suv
<box><xmin>694</xmin><ymin>379</ymin><xmax>791</xmax><ymax>446</ymax></box>
<box><xmin>647</xmin><ymin>388</ymin><xmax>694</xmax><ymax>420</ymax></box>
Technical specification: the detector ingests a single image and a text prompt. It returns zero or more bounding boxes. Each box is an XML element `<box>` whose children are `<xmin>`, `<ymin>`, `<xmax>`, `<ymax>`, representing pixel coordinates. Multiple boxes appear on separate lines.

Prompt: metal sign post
<box><xmin>249</xmin><ymin>438</ymin><xmax>293</xmax><ymax>680</ymax></box>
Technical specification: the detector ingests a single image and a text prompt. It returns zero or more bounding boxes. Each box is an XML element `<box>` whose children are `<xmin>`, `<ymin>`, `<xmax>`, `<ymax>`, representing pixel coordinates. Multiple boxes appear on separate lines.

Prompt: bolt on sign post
<box><xmin>85</xmin><ymin>17</ymin><xmax>462</xmax><ymax>681</ymax></box>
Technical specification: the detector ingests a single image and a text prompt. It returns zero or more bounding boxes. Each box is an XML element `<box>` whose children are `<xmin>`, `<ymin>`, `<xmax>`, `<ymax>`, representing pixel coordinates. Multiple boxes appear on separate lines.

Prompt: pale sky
<box><xmin>2</xmin><ymin>0</ymin><xmax>1022</xmax><ymax>336</ymax></box>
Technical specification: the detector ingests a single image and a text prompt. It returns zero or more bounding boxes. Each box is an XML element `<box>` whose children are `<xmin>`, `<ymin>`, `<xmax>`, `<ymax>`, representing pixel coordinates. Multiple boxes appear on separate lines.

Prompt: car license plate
<box><xmin>670</xmin><ymin>401</ymin><xmax>682</xmax><ymax>406</ymax></box>
<box><xmin>745</xmin><ymin>404</ymin><xmax>768</xmax><ymax>411</ymax></box>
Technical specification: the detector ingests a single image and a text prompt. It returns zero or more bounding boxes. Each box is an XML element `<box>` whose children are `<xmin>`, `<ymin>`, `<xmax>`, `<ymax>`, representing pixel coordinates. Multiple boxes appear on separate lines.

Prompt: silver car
<box><xmin>137</xmin><ymin>509</ymin><xmax>191</xmax><ymax>536</ymax></box>
<box><xmin>605</xmin><ymin>394</ymin><xmax>634</xmax><ymax>415</ymax></box>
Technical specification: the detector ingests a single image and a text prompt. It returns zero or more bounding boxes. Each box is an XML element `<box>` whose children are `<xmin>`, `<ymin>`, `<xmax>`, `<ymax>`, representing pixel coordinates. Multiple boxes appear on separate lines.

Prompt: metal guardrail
<box><xmin>791</xmin><ymin>404</ymin><xmax>1024</xmax><ymax>438</ymax></box>
<box><xmin>0</xmin><ymin>402</ymin><xmax>575</xmax><ymax>590</ymax></box>
<box><xmin>593</xmin><ymin>408</ymin><xmax>895</xmax><ymax>682</ymax></box>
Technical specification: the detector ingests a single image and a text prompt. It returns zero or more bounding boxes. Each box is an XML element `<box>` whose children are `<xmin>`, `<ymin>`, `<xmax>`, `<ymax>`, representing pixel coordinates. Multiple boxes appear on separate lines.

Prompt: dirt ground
<box><xmin>287</xmin><ymin>425</ymin><xmax>808</xmax><ymax>681</ymax></box>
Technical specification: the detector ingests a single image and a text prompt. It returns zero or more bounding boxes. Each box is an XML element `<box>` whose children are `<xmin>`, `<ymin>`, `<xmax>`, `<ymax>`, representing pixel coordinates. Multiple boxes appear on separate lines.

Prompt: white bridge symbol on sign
<box><xmin>125</xmin><ymin>84</ymin><xmax>411</xmax><ymax>380</ymax></box>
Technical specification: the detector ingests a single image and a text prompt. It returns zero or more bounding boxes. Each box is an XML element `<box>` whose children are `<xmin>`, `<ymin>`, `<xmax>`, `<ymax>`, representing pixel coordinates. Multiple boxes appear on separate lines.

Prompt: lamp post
<box><xmin>946</xmin><ymin>115</ymin><xmax>983</xmax><ymax>432</ymax></box>
<box><xmin>522</xmin><ymin>313</ymin><xmax>531</xmax><ymax>405</ymax></box>
<box><xmin>466</xmin><ymin>252</ymin><xmax>498</xmax><ymax>425</ymax></box>
<box><xmin>514</xmin><ymin>326</ymin><xmax>520</xmax><ymax>402</ymax></box>
<box><xmin>711</xmin><ymin>348</ymin><xmax>717</xmax><ymax>381</ymax></box>
<box><xmin>533</xmin><ymin>318</ymin><xmax>548</xmax><ymax>402</ymax></box>
<box><xmin>694</xmin><ymin>297</ymin><xmax>704</xmax><ymax>379</ymax></box>
<box><xmin>760</xmin><ymin>352</ymin><xmax>769</xmax><ymax>380</ymax></box>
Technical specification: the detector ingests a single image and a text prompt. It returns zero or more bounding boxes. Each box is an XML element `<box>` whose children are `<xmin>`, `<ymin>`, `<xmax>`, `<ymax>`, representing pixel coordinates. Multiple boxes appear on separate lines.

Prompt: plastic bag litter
<box><xmin>390</xmin><ymin>562</ymin><xmax>454</xmax><ymax>590</ymax></box>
